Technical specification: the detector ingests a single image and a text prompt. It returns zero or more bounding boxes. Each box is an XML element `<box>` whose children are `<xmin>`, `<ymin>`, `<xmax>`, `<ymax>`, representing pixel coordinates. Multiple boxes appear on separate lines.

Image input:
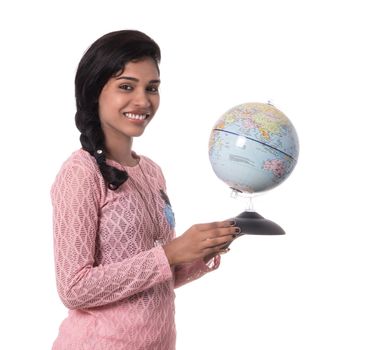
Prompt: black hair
<box><xmin>74</xmin><ymin>30</ymin><xmax>161</xmax><ymax>190</ymax></box>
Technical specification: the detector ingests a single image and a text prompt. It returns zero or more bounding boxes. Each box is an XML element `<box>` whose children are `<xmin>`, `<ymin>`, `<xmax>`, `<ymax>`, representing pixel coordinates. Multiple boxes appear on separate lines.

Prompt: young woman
<box><xmin>51</xmin><ymin>30</ymin><xmax>240</xmax><ymax>349</ymax></box>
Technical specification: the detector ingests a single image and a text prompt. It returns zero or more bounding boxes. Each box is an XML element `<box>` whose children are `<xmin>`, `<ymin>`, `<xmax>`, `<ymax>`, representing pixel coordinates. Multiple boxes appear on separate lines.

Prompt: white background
<box><xmin>1</xmin><ymin>0</ymin><xmax>375</xmax><ymax>349</ymax></box>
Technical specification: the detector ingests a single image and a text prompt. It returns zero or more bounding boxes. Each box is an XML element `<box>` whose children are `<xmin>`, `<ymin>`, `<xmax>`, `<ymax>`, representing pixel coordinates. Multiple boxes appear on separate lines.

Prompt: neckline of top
<box><xmin>106</xmin><ymin>152</ymin><xmax>145</xmax><ymax>171</ymax></box>
<box><xmin>80</xmin><ymin>148</ymin><xmax>145</xmax><ymax>172</ymax></box>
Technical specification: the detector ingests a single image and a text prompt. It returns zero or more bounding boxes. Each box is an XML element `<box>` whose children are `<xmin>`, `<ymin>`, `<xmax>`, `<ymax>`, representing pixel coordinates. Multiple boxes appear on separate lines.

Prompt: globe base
<box><xmin>235</xmin><ymin>211</ymin><xmax>285</xmax><ymax>235</ymax></box>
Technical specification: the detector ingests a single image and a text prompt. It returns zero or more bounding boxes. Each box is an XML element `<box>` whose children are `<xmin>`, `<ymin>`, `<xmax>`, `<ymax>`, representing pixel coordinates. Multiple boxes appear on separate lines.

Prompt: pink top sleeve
<box><xmin>174</xmin><ymin>255</ymin><xmax>221</xmax><ymax>288</ymax></box>
<box><xmin>51</xmin><ymin>159</ymin><xmax>172</xmax><ymax>310</ymax></box>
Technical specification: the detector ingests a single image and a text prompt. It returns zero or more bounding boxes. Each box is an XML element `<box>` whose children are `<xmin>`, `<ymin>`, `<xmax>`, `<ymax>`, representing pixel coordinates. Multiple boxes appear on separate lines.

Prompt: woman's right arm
<box><xmin>51</xmin><ymin>162</ymin><xmax>172</xmax><ymax>310</ymax></box>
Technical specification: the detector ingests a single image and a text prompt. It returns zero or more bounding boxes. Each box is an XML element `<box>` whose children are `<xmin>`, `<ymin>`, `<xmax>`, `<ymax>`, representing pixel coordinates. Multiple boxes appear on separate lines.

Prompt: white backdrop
<box><xmin>1</xmin><ymin>1</ymin><xmax>375</xmax><ymax>349</ymax></box>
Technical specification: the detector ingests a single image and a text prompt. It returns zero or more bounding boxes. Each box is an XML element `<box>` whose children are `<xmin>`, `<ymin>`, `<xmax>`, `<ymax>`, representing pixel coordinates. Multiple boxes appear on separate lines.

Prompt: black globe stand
<box><xmin>229</xmin><ymin>189</ymin><xmax>285</xmax><ymax>239</ymax></box>
<box><xmin>235</xmin><ymin>211</ymin><xmax>285</xmax><ymax>236</ymax></box>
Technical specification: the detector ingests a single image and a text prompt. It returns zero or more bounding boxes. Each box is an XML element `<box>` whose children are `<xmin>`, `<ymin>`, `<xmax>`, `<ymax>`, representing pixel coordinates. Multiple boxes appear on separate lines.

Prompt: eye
<box><xmin>119</xmin><ymin>84</ymin><xmax>133</xmax><ymax>91</ymax></box>
<box><xmin>147</xmin><ymin>85</ymin><xmax>159</xmax><ymax>94</ymax></box>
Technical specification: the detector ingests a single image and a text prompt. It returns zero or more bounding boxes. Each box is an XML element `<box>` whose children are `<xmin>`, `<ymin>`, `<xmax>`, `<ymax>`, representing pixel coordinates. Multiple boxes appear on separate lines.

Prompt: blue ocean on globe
<box><xmin>209</xmin><ymin>102</ymin><xmax>299</xmax><ymax>193</ymax></box>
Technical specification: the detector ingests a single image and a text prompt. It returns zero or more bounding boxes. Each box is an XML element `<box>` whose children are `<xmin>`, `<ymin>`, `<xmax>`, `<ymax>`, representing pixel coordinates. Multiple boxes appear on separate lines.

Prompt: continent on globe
<box><xmin>263</xmin><ymin>159</ymin><xmax>285</xmax><ymax>178</ymax></box>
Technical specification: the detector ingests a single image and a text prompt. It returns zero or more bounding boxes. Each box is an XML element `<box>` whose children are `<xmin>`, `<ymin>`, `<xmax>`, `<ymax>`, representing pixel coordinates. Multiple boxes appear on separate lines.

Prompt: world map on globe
<box><xmin>209</xmin><ymin>102</ymin><xmax>299</xmax><ymax>193</ymax></box>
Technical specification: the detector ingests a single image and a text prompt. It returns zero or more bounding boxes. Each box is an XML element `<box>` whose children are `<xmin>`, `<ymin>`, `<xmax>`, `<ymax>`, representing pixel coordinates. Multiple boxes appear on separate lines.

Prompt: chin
<box><xmin>131</xmin><ymin>131</ymin><xmax>146</xmax><ymax>137</ymax></box>
<box><xmin>125</xmin><ymin>127</ymin><xmax>147</xmax><ymax>138</ymax></box>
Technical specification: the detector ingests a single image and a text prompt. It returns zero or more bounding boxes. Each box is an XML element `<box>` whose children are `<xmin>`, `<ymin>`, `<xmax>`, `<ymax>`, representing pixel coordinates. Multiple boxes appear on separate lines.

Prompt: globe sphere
<box><xmin>209</xmin><ymin>102</ymin><xmax>299</xmax><ymax>194</ymax></box>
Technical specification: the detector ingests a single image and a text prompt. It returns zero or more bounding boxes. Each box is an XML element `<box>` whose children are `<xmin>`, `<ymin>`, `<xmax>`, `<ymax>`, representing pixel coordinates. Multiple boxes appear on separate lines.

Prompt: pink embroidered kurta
<box><xmin>51</xmin><ymin>149</ymin><xmax>220</xmax><ymax>350</ymax></box>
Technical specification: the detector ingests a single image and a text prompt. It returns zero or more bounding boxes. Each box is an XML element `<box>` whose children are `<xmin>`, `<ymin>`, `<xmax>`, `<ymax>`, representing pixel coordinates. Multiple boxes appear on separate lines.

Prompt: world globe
<box><xmin>209</xmin><ymin>102</ymin><xmax>299</xmax><ymax>194</ymax></box>
<box><xmin>208</xmin><ymin>102</ymin><xmax>299</xmax><ymax>236</ymax></box>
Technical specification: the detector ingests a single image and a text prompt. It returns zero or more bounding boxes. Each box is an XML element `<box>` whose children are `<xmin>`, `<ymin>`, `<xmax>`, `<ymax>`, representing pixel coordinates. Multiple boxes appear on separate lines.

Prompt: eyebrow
<box><xmin>115</xmin><ymin>76</ymin><xmax>160</xmax><ymax>84</ymax></box>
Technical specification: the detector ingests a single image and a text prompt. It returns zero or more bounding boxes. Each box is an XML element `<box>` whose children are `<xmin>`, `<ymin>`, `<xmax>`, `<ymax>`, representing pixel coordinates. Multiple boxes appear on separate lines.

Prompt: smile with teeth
<box><xmin>123</xmin><ymin>112</ymin><xmax>150</xmax><ymax>120</ymax></box>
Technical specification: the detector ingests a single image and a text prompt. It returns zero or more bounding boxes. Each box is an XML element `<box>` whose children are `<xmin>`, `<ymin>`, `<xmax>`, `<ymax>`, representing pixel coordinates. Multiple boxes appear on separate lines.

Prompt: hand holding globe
<box><xmin>209</xmin><ymin>102</ymin><xmax>299</xmax><ymax>237</ymax></box>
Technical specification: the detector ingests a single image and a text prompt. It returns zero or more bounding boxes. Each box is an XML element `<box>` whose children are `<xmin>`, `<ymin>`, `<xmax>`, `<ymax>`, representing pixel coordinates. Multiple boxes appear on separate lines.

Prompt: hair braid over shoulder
<box><xmin>76</xmin><ymin>111</ymin><xmax>128</xmax><ymax>190</ymax></box>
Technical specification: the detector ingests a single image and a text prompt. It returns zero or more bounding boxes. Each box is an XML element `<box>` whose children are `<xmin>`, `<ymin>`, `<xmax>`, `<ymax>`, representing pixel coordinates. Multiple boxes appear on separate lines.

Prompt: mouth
<box><xmin>123</xmin><ymin>112</ymin><xmax>151</xmax><ymax>121</ymax></box>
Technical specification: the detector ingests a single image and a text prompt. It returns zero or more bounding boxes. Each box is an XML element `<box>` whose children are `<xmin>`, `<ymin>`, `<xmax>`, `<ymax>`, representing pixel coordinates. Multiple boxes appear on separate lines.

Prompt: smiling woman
<box><xmin>50</xmin><ymin>29</ymin><xmax>240</xmax><ymax>350</ymax></box>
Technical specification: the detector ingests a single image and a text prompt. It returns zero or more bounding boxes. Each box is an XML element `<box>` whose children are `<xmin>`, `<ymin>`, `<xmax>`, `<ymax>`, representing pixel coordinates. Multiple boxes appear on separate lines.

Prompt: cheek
<box><xmin>98</xmin><ymin>92</ymin><xmax>120</xmax><ymax>119</ymax></box>
<box><xmin>98</xmin><ymin>91</ymin><xmax>108</xmax><ymax>119</ymax></box>
<box><xmin>98</xmin><ymin>100</ymin><xmax>107</xmax><ymax>122</ymax></box>
<box><xmin>152</xmin><ymin>96</ymin><xmax>160</xmax><ymax>111</ymax></box>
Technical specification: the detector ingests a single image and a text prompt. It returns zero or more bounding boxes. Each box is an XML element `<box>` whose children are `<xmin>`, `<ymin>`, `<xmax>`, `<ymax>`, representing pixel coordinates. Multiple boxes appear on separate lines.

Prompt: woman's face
<box><xmin>98</xmin><ymin>57</ymin><xmax>160</xmax><ymax>140</ymax></box>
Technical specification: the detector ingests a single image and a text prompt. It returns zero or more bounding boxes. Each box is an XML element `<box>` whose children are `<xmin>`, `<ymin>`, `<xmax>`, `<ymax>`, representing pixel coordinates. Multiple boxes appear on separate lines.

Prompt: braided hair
<box><xmin>74</xmin><ymin>30</ymin><xmax>161</xmax><ymax>190</ymax></box>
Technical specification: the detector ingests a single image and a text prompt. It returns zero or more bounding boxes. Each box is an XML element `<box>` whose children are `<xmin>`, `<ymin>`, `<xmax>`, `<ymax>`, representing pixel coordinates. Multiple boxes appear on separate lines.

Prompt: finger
<box><xmin>196</xmin><ymin>220</ymin><xmax>237</xmax><ymax>231</ymax></box>
<box><xmin>219</xmin><ymin>241</ymin><xmax>233</xmax><ymax>250</ymax></box>
<box><xmin>219</xmin><ymin>248</ymin><xmax>230</xmax><ymax>255</ymax></box>
<box><xmin>203</xmin><ymin>243</ymin><xmax>232</xmax><ymax>257</ymax></box>
<box><xmin>217</xmin><ymin>219</ymin><xmax>237</xmax><ymax>228</ymax></box>
<box><xmin>205</xmin><ymin>226</ymin><xmax>241</xmax><ymax>240</ymax></box>
<box><xmin>203</xmin><ymin>234</ymin><xmax>235</xmax><ymax>249</ymax></box>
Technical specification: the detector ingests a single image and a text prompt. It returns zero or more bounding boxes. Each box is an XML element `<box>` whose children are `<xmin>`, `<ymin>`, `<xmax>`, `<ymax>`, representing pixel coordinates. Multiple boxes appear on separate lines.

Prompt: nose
<box><xmin>133</xmin><ymin>88</ymin><xmax>151</xmax><ymax>109</ymax></box>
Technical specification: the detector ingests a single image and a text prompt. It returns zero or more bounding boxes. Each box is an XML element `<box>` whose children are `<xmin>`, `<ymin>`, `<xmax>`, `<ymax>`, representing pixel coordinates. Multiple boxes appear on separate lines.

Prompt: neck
<box><xmin>105</xmin><ymin>135</ymin><xmax>139</xmax><ymax>167</ymax></box>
